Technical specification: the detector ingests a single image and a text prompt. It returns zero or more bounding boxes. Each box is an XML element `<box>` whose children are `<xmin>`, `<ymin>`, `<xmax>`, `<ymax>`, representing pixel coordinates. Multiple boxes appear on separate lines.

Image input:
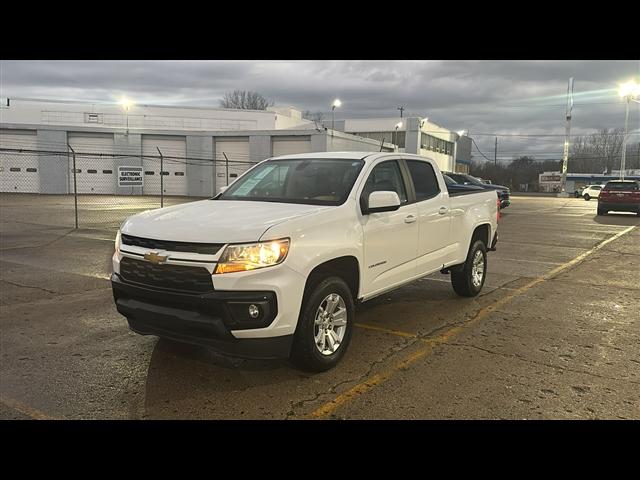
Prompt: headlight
<box><xmin>115</xmin><ymin>229</ymin><xmax>121</xmax><ymax>254</ymax></box>
<box><xmin>214</xmin><ymin>238</ymin><xmax>290</xmax><ymax>274</ymax></box>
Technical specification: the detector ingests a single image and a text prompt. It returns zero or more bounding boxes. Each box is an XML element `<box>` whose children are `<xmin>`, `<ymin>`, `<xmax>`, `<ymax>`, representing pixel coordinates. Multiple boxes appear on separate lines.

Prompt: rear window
<box><xmin>604</xmin><ymin>181</ymin><xmax>639</xmax><ymax>190</ymax></box>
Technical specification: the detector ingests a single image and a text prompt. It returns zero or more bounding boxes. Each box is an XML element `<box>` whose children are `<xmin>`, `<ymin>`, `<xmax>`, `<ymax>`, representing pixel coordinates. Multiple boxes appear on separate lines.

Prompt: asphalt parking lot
<box><xmin>1</xmin><ymin>193</ymin><xmax>638</xmax><ymax>419</ymax></box>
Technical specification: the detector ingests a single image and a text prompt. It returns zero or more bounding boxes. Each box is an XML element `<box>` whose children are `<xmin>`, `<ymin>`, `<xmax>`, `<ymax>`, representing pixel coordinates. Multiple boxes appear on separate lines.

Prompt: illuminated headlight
<box><xmin>115</xmin><ymin>229</ymin><xmax>121</xmax><ymax>254</ymax></box>
<box><xmin>214</xmin><ymin>238</ymin><xmax>290</xmax><ymax>274</ymax></box>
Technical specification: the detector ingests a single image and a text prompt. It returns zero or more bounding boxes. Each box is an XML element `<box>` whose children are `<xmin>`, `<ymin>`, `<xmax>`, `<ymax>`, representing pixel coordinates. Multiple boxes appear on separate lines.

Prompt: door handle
<box><xmin>438</xmin><ymin>207</ymin><xmax>448</xmax><ymax>215</ymax></box>
<box><xmin>404</xmin><ymin>215</ymin><xmax>417</xmax><ymax>224</ymax></box>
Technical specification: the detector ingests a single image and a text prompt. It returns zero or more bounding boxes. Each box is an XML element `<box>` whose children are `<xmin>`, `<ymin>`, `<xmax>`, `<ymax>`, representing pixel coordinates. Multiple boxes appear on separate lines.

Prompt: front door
<box><xmin>360</xmin><ymin>159</ymin><xmax>418</xmax><ymax>297</ymax></box>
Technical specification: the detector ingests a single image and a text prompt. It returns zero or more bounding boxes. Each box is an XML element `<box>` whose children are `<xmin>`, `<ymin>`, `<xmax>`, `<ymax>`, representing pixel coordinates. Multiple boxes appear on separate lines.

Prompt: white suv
<box><xmin>582</xmin><ymin>185</ymin><xmax>605</xmax><ymax>201</ymax></box>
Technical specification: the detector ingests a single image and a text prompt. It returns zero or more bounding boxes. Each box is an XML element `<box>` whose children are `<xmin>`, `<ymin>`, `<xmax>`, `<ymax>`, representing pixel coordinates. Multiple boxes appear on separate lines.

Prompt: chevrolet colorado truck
<box><xmin>111</xmin><ymin>152</ymin><xmax>499</xmax><ymax>371</ymax></box>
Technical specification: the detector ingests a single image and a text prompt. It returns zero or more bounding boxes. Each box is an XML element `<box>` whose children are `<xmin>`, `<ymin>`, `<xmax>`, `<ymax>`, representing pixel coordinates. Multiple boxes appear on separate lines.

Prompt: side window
<box><xmin>406</xmin><ymin>160</ymin><xmax>440</xmax><ymax>201</ymax></box>
<box><xmin>360</xmin><ymin>160</ymin><xmax>407</xmax><ymax>210</ymax></box>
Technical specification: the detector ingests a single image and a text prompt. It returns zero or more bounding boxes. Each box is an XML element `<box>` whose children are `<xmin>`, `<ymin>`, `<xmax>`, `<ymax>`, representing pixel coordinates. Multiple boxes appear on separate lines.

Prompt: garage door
<box><xmin>68</xmin><ymin>133</ymin><xmax>115</xmax><ymax>194</ymax></box>
<box><xmin>215</xmin><ymin>138</ymin><xmax>250</xmax><ymax>193</ymax></box>
<box><xmin>0</xmin><ymin>129</ymin><xmax>39</xmax><ymax>193</ymax></box>
<box><xmin>142</xmin><ymin>136</ymin><xmax>187</xmax><ymax>196</ymax></box>
<box><xmin>272</xmin><ymin>137</ymin><xmax>312</xmax><ymax>157</ymax></box>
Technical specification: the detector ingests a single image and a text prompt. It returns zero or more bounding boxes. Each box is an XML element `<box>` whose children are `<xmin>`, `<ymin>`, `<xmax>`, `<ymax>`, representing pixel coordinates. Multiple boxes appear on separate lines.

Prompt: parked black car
<box><xmin>443</xmin><ymin>175</ymin><xmax>486</xmax><ymax>195</ymax></box>
<box><xmin>444</xmin><ymin>172</ymin><xmax>510</xmax><ymax>208</ymax></box>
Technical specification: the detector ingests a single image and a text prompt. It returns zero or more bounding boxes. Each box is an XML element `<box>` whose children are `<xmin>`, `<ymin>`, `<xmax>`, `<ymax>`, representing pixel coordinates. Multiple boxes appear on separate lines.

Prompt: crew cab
<box><xmin>111</xmin><ymin>152</ymin><xmax>499</xmax><ymax>371</ymax></box>
<box><xmin>444</xmin><ymin>172</ymin><xmax>510</xmax><ymax>209</ymax></box>
<box><xmin>597</xmin><ymin>180</ymin><xmax>640</xmax><ymax>216</ymax></box>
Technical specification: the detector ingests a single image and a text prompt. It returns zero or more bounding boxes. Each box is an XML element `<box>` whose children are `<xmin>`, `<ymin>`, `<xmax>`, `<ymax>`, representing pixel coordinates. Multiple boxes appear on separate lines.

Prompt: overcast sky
<box><xmin>1</xmin><ymin>60</ymin><xmax>638</xmax><ymax>162</ymax></box>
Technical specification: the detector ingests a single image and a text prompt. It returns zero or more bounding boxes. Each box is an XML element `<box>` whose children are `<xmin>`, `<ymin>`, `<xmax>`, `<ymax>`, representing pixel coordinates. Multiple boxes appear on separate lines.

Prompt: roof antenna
<box><xmin>380</xmin><ymin>137</ymin><xmax>385</xmax><ymax>152</ymax></box>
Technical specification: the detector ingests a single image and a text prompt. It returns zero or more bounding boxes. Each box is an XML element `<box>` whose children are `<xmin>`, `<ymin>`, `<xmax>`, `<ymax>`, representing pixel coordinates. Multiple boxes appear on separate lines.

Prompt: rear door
<box><xmin>404</xmin><ymin>158</ymin><xmax>453</xmax><ymax>275</ymax></box>
<box><xmin>359</xmin><ymin>158</ymin><xmax>418</xmax><ymax>297</ymax></box>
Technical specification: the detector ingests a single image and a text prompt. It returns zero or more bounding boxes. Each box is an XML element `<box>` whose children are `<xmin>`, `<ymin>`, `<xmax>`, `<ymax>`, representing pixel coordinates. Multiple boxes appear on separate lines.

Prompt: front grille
<box><xmin>121</xmin><ymin>234</ymin><xmax>223</xmax><ymax>256</ymax></box>
<box><xmin>119</xmin><ymin>257</ymin><xmax>213</xmax><ymax>293</ymax></box>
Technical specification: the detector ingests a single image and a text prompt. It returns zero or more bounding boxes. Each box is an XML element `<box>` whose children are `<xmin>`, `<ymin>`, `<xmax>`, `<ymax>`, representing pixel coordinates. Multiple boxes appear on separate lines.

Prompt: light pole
<box><xmin>119</xmin><ymin>97</ymin><xmax>132</xmax><ymax>135</ymax></box>
<box><xmin>331</xmin><ymin>99</ymin><xmax>341</xmax><ymax>131</ymax></box>
<box><xmin>394</xmin><ymin>122</ymin><xmax>402</xmax><ymax>152</ymax></box>
<box><xmin>618</xmin><ymin>80</ymin><xmax>640</xmax><ymax>180</ymax></box>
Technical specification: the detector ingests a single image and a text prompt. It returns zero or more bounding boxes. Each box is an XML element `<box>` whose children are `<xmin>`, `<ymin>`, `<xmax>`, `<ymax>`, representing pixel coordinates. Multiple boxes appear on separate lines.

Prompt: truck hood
<box><xmin>120</xmin><ymin>199</ymin><xmax>330</xmax><ymax>244</ymax></box>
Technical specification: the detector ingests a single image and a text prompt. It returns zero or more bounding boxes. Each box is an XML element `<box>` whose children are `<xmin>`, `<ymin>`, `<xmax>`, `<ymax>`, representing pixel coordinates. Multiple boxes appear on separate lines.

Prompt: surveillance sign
<box><xmin>118</xmin><ymin>166</ymin><xmax>143</xmax><ymax>187</ymax></box>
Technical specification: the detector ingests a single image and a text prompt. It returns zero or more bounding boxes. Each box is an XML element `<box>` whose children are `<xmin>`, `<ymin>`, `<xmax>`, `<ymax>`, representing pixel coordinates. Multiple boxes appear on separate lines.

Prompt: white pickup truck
<box><xmin>112</xmin><ymin>152</ymin><xmax>499</xmax><ymax>371</ymax></box>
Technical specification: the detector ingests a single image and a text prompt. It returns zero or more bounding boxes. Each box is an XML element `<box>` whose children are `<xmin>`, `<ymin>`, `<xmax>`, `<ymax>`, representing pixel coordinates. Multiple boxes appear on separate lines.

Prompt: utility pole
<box><xmin>559</xmin><ymin>77</ymin><xmax>574</xmax><ymax>196</ymax></box>
<box><xmin>397</xmin><ymin>106</ymin><xmax>405</xmax><ymax>118</ymax></box>
<box><xmin>494</xmin><ymin>137</ymin><xmax>498</xmax><ymax>166</ymax></box>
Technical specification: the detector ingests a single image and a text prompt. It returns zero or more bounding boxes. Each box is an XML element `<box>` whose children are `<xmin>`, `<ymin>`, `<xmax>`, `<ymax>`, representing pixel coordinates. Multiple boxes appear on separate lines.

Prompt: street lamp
<box><xmin>331</xmin><ymin>99</ymin><xmax>341</xmax><ymax>131</ymax></box>
<box><xmin>394</xmin><ymin>122</ymin><xmax>403</xmax><ymax>151</ymax></box>
<box><xmin>618</xmin><ymin>80</ymin><xmax>640</xmax><ymax>180</ymax></box>
<box><xmin>119</xmin><ymin>97</ymin><xmax>133</xmax><ymax>135</ymax></box>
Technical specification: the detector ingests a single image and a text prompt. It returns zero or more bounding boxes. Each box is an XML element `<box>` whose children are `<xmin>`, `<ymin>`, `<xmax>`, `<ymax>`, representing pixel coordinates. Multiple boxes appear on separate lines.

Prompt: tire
<box><xmin>290</xmin><ymin>276</ymin><xmax>354</xmax><ymax>372</ymax></box>
<box><xmin>597</xmin><ymin>207</ymin><xmax>606</xmax><ymax>215</ymax></box>
<box><xmin>584</xmin><ymin>194</ymin><xmax>590</xmax><ymax>201</ymax></box>
<box><xmin>451</xmin><ymin>240</ymin><xmax>487</xmax><ymax>297</ymax></box>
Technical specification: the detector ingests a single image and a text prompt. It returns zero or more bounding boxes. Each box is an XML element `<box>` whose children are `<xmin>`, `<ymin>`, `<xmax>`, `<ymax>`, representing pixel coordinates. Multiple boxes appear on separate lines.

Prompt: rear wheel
<box><xmin>451</xmin><ymin>240</ymin><xmax>487</xmax><ymax>297</ymax></box>
<box><xmin>584</xmin><ymin>194</ymin><xmax>591</xmax><ymax>201</ymax></box>
<box><xmin>290</xmin><ymin>276</ymin><xmax>354</xmax><ymax>372</ymax></box>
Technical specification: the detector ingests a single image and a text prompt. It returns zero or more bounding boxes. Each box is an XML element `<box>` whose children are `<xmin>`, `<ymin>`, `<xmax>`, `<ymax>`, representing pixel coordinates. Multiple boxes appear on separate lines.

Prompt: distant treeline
<box><xmin>470</xmin><ymin>129</ymin><xmax>640</xmax><ymax>191</ymax></box>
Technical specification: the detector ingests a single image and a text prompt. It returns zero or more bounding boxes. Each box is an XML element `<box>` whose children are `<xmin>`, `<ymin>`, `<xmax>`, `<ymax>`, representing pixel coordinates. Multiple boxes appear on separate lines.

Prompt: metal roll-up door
<box><xmin>0</xmin><ymin>129</ymin><xmax>39</xmax><ymax>193</ymax></box>
<box><xmin>68</xmin><ymin>133</ymin><xmax>115</xmax><ymax>194</ymax></box>
<box><xmin>215</xmin><ymin>137</ymin><xmax>250</xmax><ymax>192</ymax></box>
<box><xmin>142</xmin><ymin>135</ymin><xmax>187</xmax><ymax>196</ymax></box>
<box><xmin>272</xmin><ymin>136</ymin><xmax>312</xmax><ymax>157</ymax></box>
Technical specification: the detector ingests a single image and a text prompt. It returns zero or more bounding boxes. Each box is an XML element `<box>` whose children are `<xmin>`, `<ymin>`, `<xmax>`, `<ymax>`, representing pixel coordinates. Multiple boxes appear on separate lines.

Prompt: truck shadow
<box><xmin>141</xmin><ymin>338</ymin><xmax>308</xmax><ymax>418</ymax></box>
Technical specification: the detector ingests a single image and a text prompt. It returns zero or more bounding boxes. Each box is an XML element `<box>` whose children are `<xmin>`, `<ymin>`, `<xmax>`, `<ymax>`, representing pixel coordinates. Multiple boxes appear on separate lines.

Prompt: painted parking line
<box><xmin>310</xmin><ymin>225</ymin><xmax>636</xmax><ymax>419</ymax></box>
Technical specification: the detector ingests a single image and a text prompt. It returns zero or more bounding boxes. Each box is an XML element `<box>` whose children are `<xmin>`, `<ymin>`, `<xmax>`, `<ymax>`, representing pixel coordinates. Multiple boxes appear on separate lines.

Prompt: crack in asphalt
<box><xmin>285</xmin><ymin>336</ymin><xmax>418</xmax><ymax>419</ymax></box>
<box><xmin>0</xmin><ymin>228</ymin><xmax>75</xmax><ymax>251</ymax></box>
<box><xmin>446</xmin><ymin>342</ymin><xmax>640</xmax><ymax>386</ymax></box>
<box><xmin>1</xmin><ymin>279</ymin><xmax>58</xmax><ymax>295</ymax></box>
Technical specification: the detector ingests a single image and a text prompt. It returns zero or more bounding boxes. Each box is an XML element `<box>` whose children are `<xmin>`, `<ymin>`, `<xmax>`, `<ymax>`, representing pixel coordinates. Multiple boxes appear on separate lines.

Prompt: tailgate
<box><xmin>600</xmin><ymin>189</ymin><xmax>640</xmax><ymax>203</ymax></box>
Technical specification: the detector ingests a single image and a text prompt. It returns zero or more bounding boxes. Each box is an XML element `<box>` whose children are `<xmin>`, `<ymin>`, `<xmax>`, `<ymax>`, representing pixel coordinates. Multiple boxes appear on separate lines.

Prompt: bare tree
<box><xmin>219</xmin><ymin>90</ymin><xmax>274</xmax><ymax>110</ymax></box>
<box><xmin>302</xmin><ymin>110</ymin><xmax>325</xmax><ymax>123</ymax></box>
<box><xmin>570</xmin><ymin>128</ymin><xmax>625</xmax><ymax>173</ymax></box>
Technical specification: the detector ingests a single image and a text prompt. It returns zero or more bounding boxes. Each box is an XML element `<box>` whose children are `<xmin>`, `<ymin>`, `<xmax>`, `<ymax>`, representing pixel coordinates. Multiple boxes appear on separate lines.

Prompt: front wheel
<box><xmin>597</xmin><ymin>207</ymin><xmax>607</xmax><ymax>216</ymax></box>
<box><xmin>584</xmin><ymin>194</ymin><xmax>591</xmax><ymax>201</ymax></box>
<box><xmin>290</xmin><ymin>276</ymin><xmax>354</xmax><ymax>372</ymax></box>
<box><xmin>451</xmin><ymin>240</ymin><xmax>487</xmax><ymax>297</ymax></box>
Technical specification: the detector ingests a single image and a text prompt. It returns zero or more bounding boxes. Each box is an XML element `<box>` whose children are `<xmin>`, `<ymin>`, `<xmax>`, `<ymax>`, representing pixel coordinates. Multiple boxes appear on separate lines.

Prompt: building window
<box><xmin>145</xmin><ymin>171</ymin><xmax>155</xmax><ymax>175</ymax></box>
<box><xmin>103</xmin><ymin>170</ymin><xmax>113</xmax><ymax>174</ymax></box>
<box><xmin>175</xmin><ymin>171</ymin><xmax>185</xmax><ymax>176</ymax></box>
<box><xmin>87</xmin><ymin>169</ymin><xmax>97</xmax><ymax>174</ymax></box>
<box><xmin>26</xmin><ymin>168</ymin><xmax>38</xmax><ymax>172</ymax></box>
<box><xmin>229</xmin><ymin>173</ymin><xmax>238</xmax><ymax>178</ymax></box>
<box><xmin>9</xmin><ymin>167</ymin><xmax>21</xmax><ymax>172</ymax></box>
<box><xmin>161</xmin><ymin>171</ymin><xmax>169</xmax><ymax>175</ymax></box>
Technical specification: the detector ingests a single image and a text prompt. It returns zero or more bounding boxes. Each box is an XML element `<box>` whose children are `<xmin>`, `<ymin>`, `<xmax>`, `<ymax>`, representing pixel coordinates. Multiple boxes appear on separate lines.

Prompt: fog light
<box><xmin>248</xmin><ymin>304</ymin><xmax>260</xmax><ymax>319</ymax></box>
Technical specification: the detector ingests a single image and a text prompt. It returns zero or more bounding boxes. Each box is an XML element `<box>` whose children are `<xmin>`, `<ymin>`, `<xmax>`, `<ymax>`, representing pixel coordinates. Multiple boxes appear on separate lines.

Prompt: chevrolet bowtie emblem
<box><xmin>144</xmin><ymin>251</ymin><xmax>168</xmax><ymax>265</ymax></box>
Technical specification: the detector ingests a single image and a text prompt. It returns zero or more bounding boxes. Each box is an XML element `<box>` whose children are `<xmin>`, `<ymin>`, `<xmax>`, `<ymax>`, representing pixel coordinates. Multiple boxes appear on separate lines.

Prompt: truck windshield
<box><xmin>218</xmin><ymin>158</ymin><xmax>365</xmax><ymax>206</ymax></box>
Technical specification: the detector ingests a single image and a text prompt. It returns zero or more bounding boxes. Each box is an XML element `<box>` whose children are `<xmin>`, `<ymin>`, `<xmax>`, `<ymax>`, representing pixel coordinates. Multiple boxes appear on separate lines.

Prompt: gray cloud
<box><xmin>1</xmin><ymin>60</ymin><xmax>638</xmax><ymax>161</ymax></box>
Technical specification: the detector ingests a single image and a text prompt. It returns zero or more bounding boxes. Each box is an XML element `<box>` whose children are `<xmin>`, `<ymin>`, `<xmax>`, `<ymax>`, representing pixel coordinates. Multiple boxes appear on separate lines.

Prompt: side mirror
<box><xmin>364</xmin><ymin>191</ymin><xmax>401</xmax><ymax>214</ymax></box>
<box><xmin>218</xmin><ymin>186</ymin><xmax>228</xmax><ymax>194</ymax></box>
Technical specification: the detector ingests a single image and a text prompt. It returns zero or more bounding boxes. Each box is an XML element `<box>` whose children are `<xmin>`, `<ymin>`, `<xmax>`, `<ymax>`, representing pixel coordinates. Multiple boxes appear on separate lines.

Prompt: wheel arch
<box><xmin>303</xmin><ymin>256</ymin><xmax>361</xmax><ymax>303</ymax></box>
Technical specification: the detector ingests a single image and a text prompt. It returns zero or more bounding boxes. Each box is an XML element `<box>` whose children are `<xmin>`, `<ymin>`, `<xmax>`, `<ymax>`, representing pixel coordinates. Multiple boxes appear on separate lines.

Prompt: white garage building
<box><xmin>0</xmin><ymin>98</ymin><xmax>395</xmax><ymax>196</ymax></box>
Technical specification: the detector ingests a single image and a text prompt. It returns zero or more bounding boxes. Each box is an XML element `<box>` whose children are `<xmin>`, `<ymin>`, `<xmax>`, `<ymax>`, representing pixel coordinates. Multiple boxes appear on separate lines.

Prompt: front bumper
<box><xmin>111</xmin><ymin>273</ymin><xmax>292</xmax><ymax>359</ymax></box>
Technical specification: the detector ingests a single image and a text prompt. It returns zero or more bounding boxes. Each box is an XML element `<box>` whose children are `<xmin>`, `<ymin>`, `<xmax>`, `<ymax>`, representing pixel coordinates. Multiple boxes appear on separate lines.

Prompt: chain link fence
<box><xmin>0</xmin><ymin>147</ymin><xmax>255</xmax><ymax>231</ymax></box>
